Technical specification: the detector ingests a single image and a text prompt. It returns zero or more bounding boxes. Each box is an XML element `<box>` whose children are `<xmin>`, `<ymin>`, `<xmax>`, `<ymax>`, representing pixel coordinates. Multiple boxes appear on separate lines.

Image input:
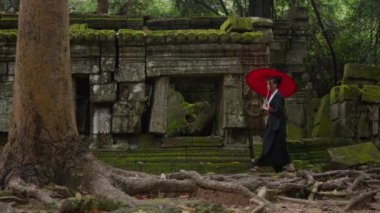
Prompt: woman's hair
<box><xmin>267</xmin><ymin>76</ymin><xmax>282</xmax><ymax>87</ymax></box>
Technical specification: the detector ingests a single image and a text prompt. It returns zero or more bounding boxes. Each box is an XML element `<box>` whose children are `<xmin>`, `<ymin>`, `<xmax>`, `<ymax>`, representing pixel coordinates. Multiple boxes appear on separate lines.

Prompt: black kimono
<box><xmin>254</xmin><ymin>91</ymin><xmax>291</xmax><ymax>172</ymax></box>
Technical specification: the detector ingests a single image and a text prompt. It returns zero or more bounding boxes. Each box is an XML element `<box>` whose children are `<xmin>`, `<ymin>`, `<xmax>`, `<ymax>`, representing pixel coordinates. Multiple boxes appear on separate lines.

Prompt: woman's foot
<box><xmin>286</xmin><ymin>163</ymin><xmax>296</xmax><ymax>172</ymax></box>
<box><xmin>250</xmin><ymin>166</ymin><xmax>263</xmax><ymax>172</ymax></box>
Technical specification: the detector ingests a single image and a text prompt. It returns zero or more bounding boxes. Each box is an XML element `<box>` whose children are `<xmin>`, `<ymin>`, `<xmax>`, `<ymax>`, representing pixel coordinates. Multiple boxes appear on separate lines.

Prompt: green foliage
<box><xmin>305</xmin><ymin>0</ymin><xmax>380</xmax><ymax>96</ymax></box>
<box><xmin>69</xmin><ymin>0</ymin><xmax>180</xmax><ymax>17</ymax></box>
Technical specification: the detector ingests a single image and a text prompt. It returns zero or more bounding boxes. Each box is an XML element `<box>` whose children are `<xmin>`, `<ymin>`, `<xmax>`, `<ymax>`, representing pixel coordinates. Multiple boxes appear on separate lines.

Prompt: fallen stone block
<box><xmin>328</xmin><ymin>142</ymin><xmax>380</xmax><ymax>169</ymax></box>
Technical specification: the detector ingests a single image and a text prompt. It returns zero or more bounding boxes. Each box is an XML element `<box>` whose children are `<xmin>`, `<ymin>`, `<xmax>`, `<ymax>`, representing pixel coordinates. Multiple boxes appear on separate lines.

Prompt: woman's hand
<box><xmin>261</xmin><ymin>103</ymin><xmax>269</xmax><ymax>111</ymax></box>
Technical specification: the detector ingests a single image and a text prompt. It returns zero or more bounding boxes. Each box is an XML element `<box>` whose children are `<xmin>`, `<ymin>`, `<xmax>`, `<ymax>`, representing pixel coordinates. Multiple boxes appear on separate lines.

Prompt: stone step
<box><xmin>160</xmin><ymin>136</ymin><xmax>224</xmax><ymax>148</ymax></box>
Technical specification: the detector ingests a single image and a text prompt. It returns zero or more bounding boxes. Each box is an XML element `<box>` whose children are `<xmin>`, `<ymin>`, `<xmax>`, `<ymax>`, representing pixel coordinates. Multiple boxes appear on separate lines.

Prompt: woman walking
<box><xmin>251</xmin><ymin>76</ymin><xmax>295</xmax><ymax>173</ymax></box>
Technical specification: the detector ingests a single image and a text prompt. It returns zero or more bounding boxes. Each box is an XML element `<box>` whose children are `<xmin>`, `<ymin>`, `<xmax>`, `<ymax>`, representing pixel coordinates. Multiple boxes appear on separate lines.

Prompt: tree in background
<box><xmin>248</xmin><ymin>0</ymin><xmax>274</xmax><ymax>18</ymax></box>
<box><xmin>97</xmin><ymin>0</ymin><xmax>108</xmax><ymax>13</ymax></box>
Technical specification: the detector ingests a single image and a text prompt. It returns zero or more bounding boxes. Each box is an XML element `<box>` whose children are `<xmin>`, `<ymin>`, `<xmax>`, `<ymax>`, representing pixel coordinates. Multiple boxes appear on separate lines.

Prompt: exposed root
<box><xmin>344</xmin><ymin>189</ymin><xmax>380</xmax><ymax>211</ymax></box>
<box><xmin>7</xmin><ymin>177</ymin><xmax>58</xmax><ymax>206</ymax></box>
<box><xmin>178</xmin><ymin>170</ymin><xmax>276</xmax><ymax>209</ymax></box>
<box><xmin>277</xmin><ymin>195</ymin><xmax>318</xmax><ymax>206</ymax></box>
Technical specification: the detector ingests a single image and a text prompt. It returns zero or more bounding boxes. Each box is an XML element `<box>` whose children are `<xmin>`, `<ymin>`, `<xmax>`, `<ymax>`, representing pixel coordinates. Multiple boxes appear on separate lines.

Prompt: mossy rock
<box><xmin>220</xmin><ymin>17</ymin><xmax>253</xmax><ymax>32</ymax></box>
<box><xmin>239</xmin><ymin>32</ymin><xmax>263</xmax><ymax>43</ymax></box>
<box><xmin>328</xmin><ymin>142</ymin><xmax>380</xmax><ymax>169</ymax></box>
<box><xmin>342</xmin><ymin>64</ymin><xmax>380</xmax><ymax>85</ymax></box>
<box><xmin>361</xmin><ymin>85</ymin><xmax>380</xmax><ymax>104</ymax></box>
<box><xmin>312</xmin><ymin>95</ymin><xmax>331</xmax><ymax>137</ymax></box>
<box><xmin>329</xmin><ymin>84</ymin><xmax>361</xmax><ymax>104</ymax></box>
<box><xmin>118</xmin><ymin>29</ymin><xmax>145</xmax><ymax>45</ymax></box>
<box><xmin>287</xmin><ymin>124</ymin><xmax>304</xmax><ymax>140</ymax></box>
<box><xmin>60</xmin><ymin>196</ymin><xmax>124</xmax><ymax>213</ymax></box>
<box><xmin>166</xmin><ymin>88</ymin><xmax>215</xmax><ymax>137</ymax></box>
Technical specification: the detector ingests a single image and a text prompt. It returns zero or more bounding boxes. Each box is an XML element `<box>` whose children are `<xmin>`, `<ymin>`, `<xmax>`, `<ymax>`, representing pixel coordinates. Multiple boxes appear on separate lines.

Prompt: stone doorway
<box><xmin>166</xmin><ymin>77</ymin><xmax>220</xmax><ymax>137</ymax></box>
<box><xmin>73</xmin><ymin>75</ymin><xmax>91</xmax><ymax>135</ymax></box>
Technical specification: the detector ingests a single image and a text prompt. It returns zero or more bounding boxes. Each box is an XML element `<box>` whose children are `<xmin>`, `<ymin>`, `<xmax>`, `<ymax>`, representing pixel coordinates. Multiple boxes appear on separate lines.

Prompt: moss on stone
<box><xmin>343</xmin><ymin>63</ymin><xmax>380</xmax><ymax>85</ymax></box>
<box><xmin>287</xmin><ymin>124</ymin><xmax>304</xmax><ymax>140</ymax></box>
<box><xmin>146</xmin><ymin>31</ymin><xmax>167</xmax><ymax>44</ymax></box>
<box><xmin>69</xmin><ymin>24</ymin><xmax>99</xmax><ymax>43</ymax></box>
<box><xmin>98</xmin><ymin>30</ymin><xmax>115</xmax><ymax>42</ymax></box>
<box><xmin>328</xmin><ymin>142</ymin><xmax>380</xmax><ymax>168</ymax></box>
<box><xmin>0</xmin><ymin>29</ymin><xmax>17</xmax><ymax>42</ymax></box>
<box><xmin>220</xmin><ymin>17</ymin><xmax>253</xmax><ymax>32</ymax></box>
<box><xmin>329</xmin><ymin>84</ymin><xmax>361</xmax><ymax>104</ymax></box>
<box><xmin>118</xmin><ymin>29</ymin><xmax>145</xmax><ymax>44</ymax></box>
<box><xmin>312</xmin><ymin>95</ymin><xmax>331</xmax><ymax>137</ymax></box>
<box><xmin>361</xmin><ymin>85</ymin><xmax>380</xmax><ymax>104</ymax></box>
<box><xmin>60</xmin><ymin>196</ymin><xmax>124</xmax><ymax>213</ymax></box>
<box><xmin>230</xmin><ymin>32</ymin><xmax>241</xmax><ymax>43</ymax></box>
<box><xmin>240</xmin><ymin>32</ymin><xmax>263</xmax><ymax>43</ymax></box>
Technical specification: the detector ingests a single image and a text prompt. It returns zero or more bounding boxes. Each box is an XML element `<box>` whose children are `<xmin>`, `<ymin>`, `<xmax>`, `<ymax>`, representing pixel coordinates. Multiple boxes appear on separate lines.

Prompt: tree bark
<box><xmin>0</xmin><ymin>0</ymin><xmax>84</xmax><ymax>187</ymax></box>
<box><xmin>97</xmin><ymin>0</ymin><xmax>109</xmax><ymax>14</ymax></box>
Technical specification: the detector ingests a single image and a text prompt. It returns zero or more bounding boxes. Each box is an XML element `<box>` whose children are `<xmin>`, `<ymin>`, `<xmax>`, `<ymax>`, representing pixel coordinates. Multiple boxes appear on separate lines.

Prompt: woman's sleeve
<box><xmin>268</xmin><ymin>95</ymin><xmax>282</xmax><ymax>117</ymax></box>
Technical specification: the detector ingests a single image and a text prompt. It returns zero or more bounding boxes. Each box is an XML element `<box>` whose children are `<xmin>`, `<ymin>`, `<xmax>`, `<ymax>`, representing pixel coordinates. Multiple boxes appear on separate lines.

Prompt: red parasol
<box><xmin>245</xmin><ymin>68</ymin><xmax>297</xmax><ymax>98</ymax></box>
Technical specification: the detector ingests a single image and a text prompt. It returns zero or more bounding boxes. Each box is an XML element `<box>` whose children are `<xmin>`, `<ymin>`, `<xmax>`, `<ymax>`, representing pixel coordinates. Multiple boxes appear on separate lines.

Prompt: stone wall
<box><xmin>0</xmin><ymin>8</ymin><xmax>312</xmax><ymax>147</ymax></box>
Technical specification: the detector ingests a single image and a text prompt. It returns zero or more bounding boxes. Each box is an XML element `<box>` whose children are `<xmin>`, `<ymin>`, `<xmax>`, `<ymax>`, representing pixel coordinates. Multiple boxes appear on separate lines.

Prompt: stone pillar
<box><xmin>149</xmin><ymin>77</ymin><xmax>169</xmax><ymax>134</ymax></box>
<box><xmin>272</xmin><ymin>6</ymin><xmax>313</xmax><ymax>139</ymax></box>
<box><xmin>221</xmin><ymin>74</ymin><xmax>247</xmax><ymax>144</ymax></box>
<box><xmin>0</xmin><ymin>33</ymin><xmax>15</xmax><ymax>132</ymax></box>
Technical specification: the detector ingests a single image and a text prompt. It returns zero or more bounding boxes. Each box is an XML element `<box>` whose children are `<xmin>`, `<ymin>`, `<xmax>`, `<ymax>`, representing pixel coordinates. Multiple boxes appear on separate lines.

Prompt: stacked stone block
<box><xmin>328</xmin><ymin>64</ymin><xmax>380</xmax><ymax>141</ymax></box>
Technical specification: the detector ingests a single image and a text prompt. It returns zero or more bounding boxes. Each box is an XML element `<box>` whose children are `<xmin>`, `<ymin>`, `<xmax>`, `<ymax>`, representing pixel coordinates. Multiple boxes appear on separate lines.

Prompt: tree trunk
<box><xmin>97</xmin><ymin>0</ymin><xmax>108</xmax><ymax>14</ymax></box>
<box><xmin>0</xmin><ymin>0</ymin><xmax>83</xmax><ymax>187</ymax></box>
<box><xmin>248</xmin><ymin>0</ymin><xmax>273</xmax><ymax>18</ymax></box>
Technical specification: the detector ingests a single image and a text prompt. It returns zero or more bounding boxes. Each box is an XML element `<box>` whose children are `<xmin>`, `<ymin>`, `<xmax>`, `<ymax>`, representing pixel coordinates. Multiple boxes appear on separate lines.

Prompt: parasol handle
<box><xmin>264</xmin><ymin>90</ymin><xmax>270</xmax><ymax>106</ymax></box>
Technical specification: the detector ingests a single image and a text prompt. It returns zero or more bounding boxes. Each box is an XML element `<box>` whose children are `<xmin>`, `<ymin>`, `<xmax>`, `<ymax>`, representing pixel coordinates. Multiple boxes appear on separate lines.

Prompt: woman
<box><xmin>251</xmin><ymin>76</ymin><xmax>295</xmax><ymax>173</ymax></box>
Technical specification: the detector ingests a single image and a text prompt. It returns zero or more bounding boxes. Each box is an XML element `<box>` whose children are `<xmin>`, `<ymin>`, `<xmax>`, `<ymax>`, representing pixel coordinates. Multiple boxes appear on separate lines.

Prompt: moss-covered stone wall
<box><xmin>0</xmin><ymin>8</ymin><xmax>313</xmax><ymax>152</ymax></box>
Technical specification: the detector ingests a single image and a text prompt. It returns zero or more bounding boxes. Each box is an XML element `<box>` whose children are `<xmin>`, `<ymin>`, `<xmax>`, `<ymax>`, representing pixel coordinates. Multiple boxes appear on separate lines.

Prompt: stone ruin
<box><xmin>0</xmin><ymin>7</ymin><xmax>311</xmax><ymax>149</ymax></box>
<box><xmin>312</xmin><ymin>64</ymin><xmax>380</xmax><ymax>144</ymax></box>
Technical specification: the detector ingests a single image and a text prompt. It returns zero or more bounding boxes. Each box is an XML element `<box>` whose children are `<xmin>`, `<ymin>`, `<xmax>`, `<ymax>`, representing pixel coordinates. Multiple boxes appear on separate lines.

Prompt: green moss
<box><xmin>312</xmin><ymin>95</ymin><xmax>331</xmax><ymax>137</ymax></box>
<box><xmin>60</xmin><ymin>196</ymin><xmax>124</xmax><ymax>213</ymax></box>
<box><xmin>220</xmin><ymin>16</ymin><xmax>253</xmax><ymax>32</ymax></box>
<box><xmin>98</xmin><ymin>30</ymin><xmax>115</xmax><ymax>42</ymax></box>
<box><xmin>240</xmin><ymin>32</ymin><xmax>263</xmax><ymax>43</ymax></box>
<box><xmin>118</xmin><ymin>29</ymin><xmax>145</xmax><ymax>44</ymax></box>
<box><xmin>0</xmin><ymin>29</ymin><xmax>17</xmax><ymax>42</ymax></box>
<box><xmin>328</xmin><ymin>142</ymin><xmax>380</xmax><ymax>167</ymax></box>
<box><xmin>361</xmin><ymin>85</ymin><xmax>380</xmax><ymax>104</ymax></box>
<box><xmin>69</xmin><ymin>24</ymin><xmax>99</xmax><ymax>43</ymax></box>
<box><xmin>230</xmin><ymin>32</ymin><xmax>241</xmax><ymax>43</ymax></box>
<box><xmin>287</xmin><ymin>124</ymin><xmax>304</xmax><ymax>140</ymax></box>
<box><xmin>146</xmin><ymin>31</ymin><xmax>167</xmax><ymax>44</ymax></box>
<box><xmin>329</xmin><ymin>84</ymin><xmax>361</xmax><ymax>104</ymax></box>
<box><xmin>137</xmin><ymin>134</ymin><xmax>159</xmax><ymax>150</ymax></box>
<box><xmin>343</xmin><ymin>63</ymin><xmax>380</xmax><ymax>84</ymax></box>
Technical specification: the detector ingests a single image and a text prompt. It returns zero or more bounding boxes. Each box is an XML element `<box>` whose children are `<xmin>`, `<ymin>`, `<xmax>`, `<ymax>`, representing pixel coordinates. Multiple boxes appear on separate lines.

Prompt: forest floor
<box><xmin>1</xmin><ymin>167</ymin><xmax>380</xmax><ymax>213</ymax></box>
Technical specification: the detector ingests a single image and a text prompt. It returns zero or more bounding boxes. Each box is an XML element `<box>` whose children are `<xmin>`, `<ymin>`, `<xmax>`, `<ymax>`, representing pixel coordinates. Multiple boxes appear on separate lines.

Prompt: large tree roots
<box><xmin>1</xmin><ymin>161</ymin><xmax>380</xmax><ymax>212</ymax></box>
